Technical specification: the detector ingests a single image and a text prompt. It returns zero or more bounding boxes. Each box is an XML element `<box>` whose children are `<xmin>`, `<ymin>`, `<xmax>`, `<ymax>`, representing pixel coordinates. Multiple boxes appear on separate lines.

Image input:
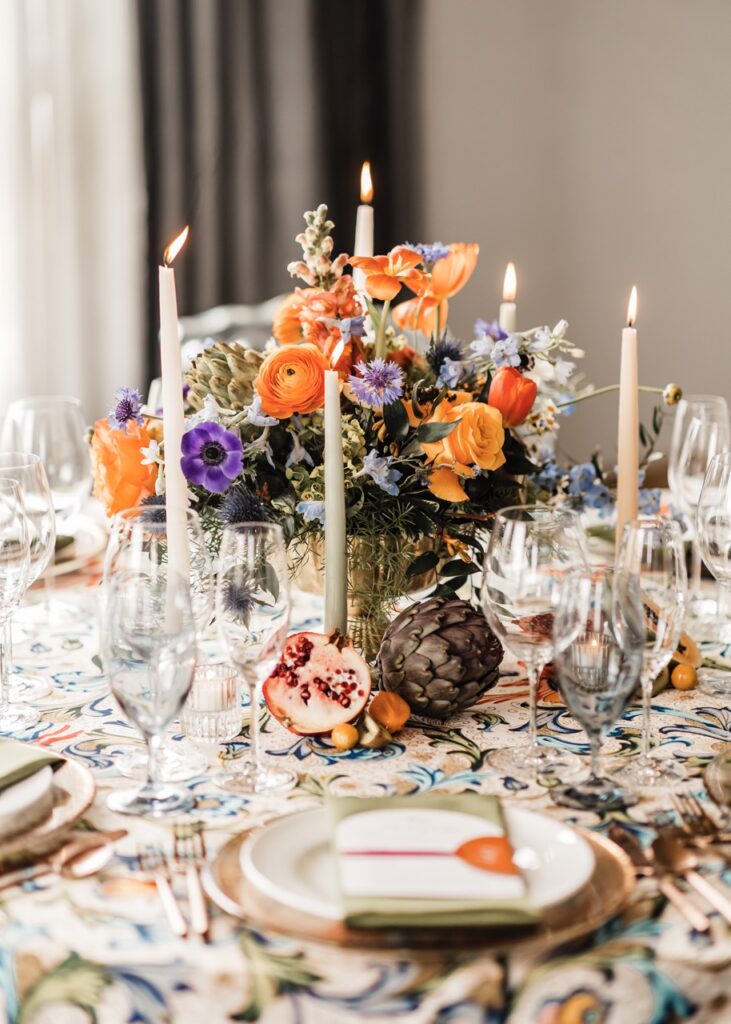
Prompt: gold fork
<box><xmin>173</xmin><ymin>824</ymin><xmax>209</xmax><ymax>941</ymax></box>
<box><xmin>672</xmin><ymin>794</ymin><xmax>731</xmax><ymax>845</ymax></box>
<box><xmin>138</xmin><ymin>844</ymin><xmax>188</xmax><ymax>938</ymax></box>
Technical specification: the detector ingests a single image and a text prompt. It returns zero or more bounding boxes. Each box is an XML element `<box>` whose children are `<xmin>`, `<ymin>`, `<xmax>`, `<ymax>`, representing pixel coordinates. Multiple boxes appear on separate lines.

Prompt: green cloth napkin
<box><xmin>0</xmin><ymin>738</ymin><xmax>63</xmax><ymax>792</ymax></box>
<box><xmin>327</xmin><ymin>792</ymin><xmax>537</xmax><ymax>929</ymax></box>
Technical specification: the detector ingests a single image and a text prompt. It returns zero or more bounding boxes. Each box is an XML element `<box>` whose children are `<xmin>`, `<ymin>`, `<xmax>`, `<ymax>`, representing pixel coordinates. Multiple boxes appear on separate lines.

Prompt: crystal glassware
<box><xmin>551</xmin><ymin>566</ymin><xmax>644</xmax><ymax>811</ymax></box>
<box><xmin>696</xmin><ymin>452</ymin><xmax>731</xmax><ymax>695</ymax></box>
<box><xmin>0</xmin><ymin>453</ymin><xmax>55</xmax><ymax>701</ymax></box>
<box><xmin>612</xmin><ymin>517</ymin><xmax>688</xmax><ymax>788</ymax></box>
<box><xmin>215</xmin><ymin>522</ymin><xmax>296</xmax><ymax>796</ymax></box>
<box><xmin>102</xmin><ymin>504</ymin><xmax>214</xmax><ymax>781</ymax></box>
<box><xmin>0</xmin><ymin>480</ymin><xmax>35</xmax><ymax>732</ymax></box>
<box><xmin>668</xmin><ymin>395</ymin><xmax>730</xmax><ymax>628</ymax></box>
<box><xmin>480</xmin><ymin>505</ymin><xmax>587</xmax><ymax>782</ymax></box>
<box><xmin>181</xmin><ymin>663</ymin><xmax>241</xmax><ymax>744</ymax></box>
<box><xmin>104</xmin><ymin>569</ymin><xmax>197</xmax><ymax>817</ymax></box>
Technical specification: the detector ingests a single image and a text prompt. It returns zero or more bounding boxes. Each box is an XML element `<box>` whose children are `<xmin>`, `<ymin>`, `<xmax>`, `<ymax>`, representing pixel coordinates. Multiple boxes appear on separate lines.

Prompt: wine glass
<box><xmin>668</xmin><ymin>395</ymin><xmax>730</xmax><ymax>627</ymax></box>
<box><xmin>215</xmin><ymin>522</ymin><xmax>296</xmax><ymax>795</ymax></box>
<box><xmin>551</xmin><ymin>566</ymin><xmax>644</xmax><ymax>810</ymax></box>
<box><xmin>103</xmin><ymin>569</ymin><xmax>197</xmax><ymax>816</ymax></box>
<box><xmin>697</xmin><ymin>452</ymin><xmax>731</xmax><ymax>695</ymax></box>
<box><xmin>2</xmin><ymin>397</ymin><xmax>91</xmax><ymax>630</ymax></box>
<box><xmin>0</xmin><ymin>480</ymin><xmax>35</xmax><ymax>732</ymax></box>
<box><xmin>612</xmin><ymin>517</ymin><xmax>688</xmax><ymax>789</ymax></box>
<box><xmin>102</xmin><ymin>504</ymin><xmax>214</xmax><ymax>781</ymax></box>
<box><xmin>480</xmin><ymin>505</ymin><xmax>587</xmax><ymax>781</ymax></box>
<box><xmin>0</xmin><ymin>453</ymin><xmax>55</xmax><ymax>701</ymax></box>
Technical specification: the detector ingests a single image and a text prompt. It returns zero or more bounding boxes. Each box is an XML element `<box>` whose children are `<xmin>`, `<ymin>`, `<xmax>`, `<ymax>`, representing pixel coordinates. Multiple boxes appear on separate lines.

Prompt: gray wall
<box><xmin>421</xmin><ymin>0</ymin><xmax>731</xmax><ymax>466</ymax></box>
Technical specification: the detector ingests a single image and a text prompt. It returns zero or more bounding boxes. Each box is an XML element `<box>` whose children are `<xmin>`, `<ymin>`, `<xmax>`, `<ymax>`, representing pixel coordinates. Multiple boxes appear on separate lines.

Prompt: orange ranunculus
<box><xmin>392</xmin><ymin>296</ymin><xmax>448</xmax><ymax>335</ymax></box>
<box><xmin>255</xmin><ymin>343</ymin><xmax>329</xmax><ymax>419</ymax></box>
<box><xmin>90</xmin><ymin>418</ymin><xmax>158</xmax><ymax>517</ymax></box>
<box><xmin>349</xmin><ymin>246</ymin><xmax>425</xmax><ymax>301</ymax></box>
<box><xmin>421</xmin><ymin>393</ymin><xmax>506</xmax><ymax>503</ymax></box>
<box><xmin>487</xmin><ymin>367</ymin><xmax>538</xmax><ymax>427</ymax></box>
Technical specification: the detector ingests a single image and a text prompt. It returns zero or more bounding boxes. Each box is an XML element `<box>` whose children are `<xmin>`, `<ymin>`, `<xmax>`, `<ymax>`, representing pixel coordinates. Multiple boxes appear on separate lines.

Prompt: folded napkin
<box><xmin>327</xmin><ymin>792</ymin><xmax>537</xmax><ymax>929</ymax></box>
<box><xmin>0</xmin><ymin>738</ymin><xmax>63</xmax><ymax>792</ymax></box>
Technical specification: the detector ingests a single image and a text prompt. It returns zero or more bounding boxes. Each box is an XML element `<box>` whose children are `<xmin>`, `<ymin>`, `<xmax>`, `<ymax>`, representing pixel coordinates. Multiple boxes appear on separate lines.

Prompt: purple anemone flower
<box><xmin>181</xmin><ymin>421</ymin><xmax>243</xmax><ymax>493</ymax></box>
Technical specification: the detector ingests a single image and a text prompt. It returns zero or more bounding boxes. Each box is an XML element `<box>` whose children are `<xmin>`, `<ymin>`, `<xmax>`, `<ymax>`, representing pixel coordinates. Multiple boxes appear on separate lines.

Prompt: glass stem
<box><xmin>640</xmin><ymin>674</ymin><xmax>653</xmax><ymax>762</ymax></box>
<box><xmin>244</xmin><ymin>672</ymin><xmax>261</xmax><ymax>777</ymax></box>
<box><xmin>0</xmin><ymin>629</ymin><xmax>7</xmax><ymax>713</ymax></box>
<box><xmin>589</xmin><ymin>731</ymin><xmax>602</xmax><ymax>781</ymax></box>
<box><xmin>718</xmin><ymin>580</ymin><xmax>731</xmax><ymax>621</ymax></box>
<box><xmin>3</xmin><ymin>619</ymin><xmax>13</xmax><ymax>690</ymax></box>
<box><xmin>527</xmin><ymin>664</ymin><xmax>540</xmax><ymax>749</ymax></box>
<box><xmin>691</xmin><ymin>539</ymin><xmax>703</xmax><ymax>601</ymax></box>
<box><xmin>147</xmin><ymin>732</ymin><xmax>162</xmax><ymax>789</ymax></box>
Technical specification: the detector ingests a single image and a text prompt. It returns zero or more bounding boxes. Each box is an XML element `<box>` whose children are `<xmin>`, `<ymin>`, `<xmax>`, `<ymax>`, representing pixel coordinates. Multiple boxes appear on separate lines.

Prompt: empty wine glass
<box><xmin>551</xmin><ymin>566</ymin><xmax>644</xmax><ymax>811</ymax></box>
<box><xmin>612</xmin><ymin>517</ymin><xmax>687</xmax><ymax>789</ymax></box>
<box><xmin>0</xmin><ymin>480</ymin><xmax>35</xmax><ymax>732</ymax></box>
<box><xmin>216</xmin><ymin>522</ymin><xmax>295</xmax><ymax>795</ymax></box>
<box><xmin>697</xmin><ymin>452</ymin><xmax>731</xmax><ymax>695</ymax></box>
<box><xmin>0</xmin><ymin>453</ymin><xmax>55</xmax><ymax>701</ymax></box>
<box><xmin>104</xmin><ymin>569</ymin><xmax>197</xmax><ymax>817</ymax></box>
<box><xmin>102</xmin><ymin>504</ymin><xmax>214</xmax><ymax>781</ymax></box>
<box><xmin>668</xmin><ymin>395</ymin><xmax>730</xmax><ymax>628</ymax></box>
<box><xmin>480</xmin><ymin>505</ymin><xmax>587</xmax><ymax>781</ymax></box>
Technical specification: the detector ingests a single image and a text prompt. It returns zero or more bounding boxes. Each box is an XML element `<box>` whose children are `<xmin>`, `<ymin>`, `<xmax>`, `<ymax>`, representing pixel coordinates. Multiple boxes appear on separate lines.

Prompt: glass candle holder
<box><xmin>181</xmin><ymin>663</ymin><xmax>241</xmax><ymax>744</ymax></box>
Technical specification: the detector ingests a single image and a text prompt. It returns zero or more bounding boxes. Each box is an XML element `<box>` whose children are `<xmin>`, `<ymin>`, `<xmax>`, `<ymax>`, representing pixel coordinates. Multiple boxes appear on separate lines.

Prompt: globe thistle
<box><xmin>427</xmin><ymin>337</ymin><xmax>463</xmax><ymax>376</ymax></box>
<box><xmin>218</xmin><ymin>482</ymin><xmax>270</xmax><ymax>525</ymax></box>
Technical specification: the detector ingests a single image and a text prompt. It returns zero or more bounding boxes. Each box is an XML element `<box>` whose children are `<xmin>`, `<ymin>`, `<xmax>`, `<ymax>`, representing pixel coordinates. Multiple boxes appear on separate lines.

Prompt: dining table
<box><xmin>2</xmin><ymin>546</ymin><xmax>731</xmax><ymax>1024</ymax></box>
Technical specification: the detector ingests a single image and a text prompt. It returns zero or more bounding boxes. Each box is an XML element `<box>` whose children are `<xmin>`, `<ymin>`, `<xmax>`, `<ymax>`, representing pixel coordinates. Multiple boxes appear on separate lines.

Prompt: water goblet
<box><xmin>611</xmin><ymin>517</ymin><xmax>688</xmax><ymax>789</ymax></box>
<box><xmin>551</xmin><ymin>566</ymin><xmax>644</xmax><ymax>811</ymax></box>
<box><xmin>104</xmin><ymin>569</ymin><xmax>197</xmax><ymax>817</ymax></box>
<box><xmin>480</xmin><ymin>505</ymin><xmax>587</xmax><ymax>781</ymax></box>
<box><xmin>0</xmin><ymin>480</ymin><xmax>35</xmax><ymax>732</ymax></box>
<box><xmin>215</xmin><ymin>522</ymin><xmax>296</xmax><ymax>796</ymax></box>
<box><xmin>696</xmin><ymin>452</ymin><xmax>731</xmax><ymax>695</ymax></box>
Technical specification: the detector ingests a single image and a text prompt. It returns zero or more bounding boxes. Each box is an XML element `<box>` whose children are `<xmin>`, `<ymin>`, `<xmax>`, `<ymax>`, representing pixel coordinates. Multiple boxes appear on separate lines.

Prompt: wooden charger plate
<box><xmin>204</xmin><ymin>824</ymin><xmax>634</xmax><ymax>953</ymax></box>
<box><xmin>0</xmin><ymin>755</ymin><xmax>96</xmax><ymax>861</ymax></box>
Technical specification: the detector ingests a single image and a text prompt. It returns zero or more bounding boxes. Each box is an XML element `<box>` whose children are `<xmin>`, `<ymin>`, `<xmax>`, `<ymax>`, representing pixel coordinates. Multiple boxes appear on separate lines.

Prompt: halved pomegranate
<box><xmin>263</xmin><ymin>632</ymin><xmax>372</xmax><ymax>736</ymax></box>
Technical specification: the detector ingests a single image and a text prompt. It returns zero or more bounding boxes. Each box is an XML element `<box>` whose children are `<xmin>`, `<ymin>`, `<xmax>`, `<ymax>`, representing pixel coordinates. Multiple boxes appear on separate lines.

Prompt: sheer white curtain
<box><xmin>0</xmin><ymin>0</ymin><xmax>145</xmax><ymax>421</ymax></box>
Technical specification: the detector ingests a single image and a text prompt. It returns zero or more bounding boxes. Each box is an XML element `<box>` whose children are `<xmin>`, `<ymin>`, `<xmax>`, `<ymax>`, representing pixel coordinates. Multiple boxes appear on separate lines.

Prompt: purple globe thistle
<box><xmin>348</xmin><ymin>358</ymin><xmax>404</xmax><ymax>409</ymax></box>
<box><xmin>218</xmin><ymin>482</ymin><xmax>270</xmax><ymax>525</ymax></box>
<box><xmin>427</xmin><ymin>337</ymin><xmax>463</xmax><ymax>376</ymax></box>
<box><xmin>181</xmin><ymin>421</ymin><xmax>243</xmax><ymax>493</ymax></box>
<box><xmin>108</xmin><ymin>387</ymin><xmax>144</xmax><ymax>433</ymax></box>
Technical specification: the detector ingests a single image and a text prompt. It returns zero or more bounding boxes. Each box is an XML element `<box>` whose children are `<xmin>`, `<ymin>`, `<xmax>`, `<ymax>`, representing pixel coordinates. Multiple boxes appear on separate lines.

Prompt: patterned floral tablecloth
<box><xmin>2</xmin><ymin>562</ymin><xmax>731</xmax><ymax>1024</ymax></box>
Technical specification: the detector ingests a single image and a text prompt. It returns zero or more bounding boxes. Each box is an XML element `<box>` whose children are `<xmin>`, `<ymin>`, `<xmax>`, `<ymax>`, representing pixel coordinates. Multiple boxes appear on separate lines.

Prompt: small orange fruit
<box><xmin>369</xmin><ymin>692</ymin><xmax>411</xmax><ymax>732</ymax></box>
<box><xmin>456</xmin><ymin>836</ymin><xmax>519</xmax><ymax>875</ymax></box>
<box><xmin>671</xmin><ymin>664</ymin><xmax>697</xmax><ymax>690</ymax></box>
<box><xmin>331</xmin><ymin>723</ymin><xmax>359</xmax><ymax>750</ymax></box>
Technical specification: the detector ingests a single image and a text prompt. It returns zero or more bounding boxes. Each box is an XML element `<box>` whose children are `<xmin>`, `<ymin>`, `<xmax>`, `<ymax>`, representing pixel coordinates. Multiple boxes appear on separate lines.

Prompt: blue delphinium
<box><xmin>348</xmin><ymin>359</ymin><xmax>404</xmax><ymax>408</ymax></box>
<box><xmin>427</xmin><ymin>337</ymin><xmax>466</xmax><ymax>387</ymax></box>
<box><xmin>406</xmin><ymin>242</ymin><xmax>451</xmax><ymax>268</ymax></box>
<box><xmin>567</xmin><ymin>463</ymin><xmax>597</xmax><ymax>497</ymax></box>
<box><xmin>339</xmin><ymin>316</ymin><xmax>366</xmax><ymax>343</ymax></box>
<box><xmin>532</xmin><ymin>460</ymin><xmax>565</xmax><ymax>493</ymax></box>
<box><xmin>639</xmin><ymin>488</ymin><xmax>662</xmax><ymax>515</ymax></box>
<box><xmin>355</xmin><ymin>449</ymin><xmax>402</xmax><ymax>496</ymax></box>
<box><xmin>470</xmin><ymin>322</ymin><xmax>521</xmax><ymax>368</ymax></box>
<box><xmin>437</xmin><ymin>357</ymin><xmax>465</xmax><ymax>388</ymax></box>
<box><xmin>296</xmin><ymin>500</ymin><xmax>326</xmax><ymax>526</ymax></box>
<box><xmin>473</xmin><ymin>318</ymin><xmax>508</xmax><ymax>342</ymax></box>
<box><xmin>108</xmin><ymin>387</ymin><xmax>144</xmax><ymax>433</ymax></box>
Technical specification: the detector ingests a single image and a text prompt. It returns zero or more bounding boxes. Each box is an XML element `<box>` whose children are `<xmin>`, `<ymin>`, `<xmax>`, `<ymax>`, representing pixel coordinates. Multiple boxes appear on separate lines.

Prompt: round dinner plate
<box><xmin>47</xmin><ymin>517</ymin><xmax>107</xmax><ymax>577</ymax></box>
<box><xmin>240</xmin><ymin>805</ymin><xmax>595</xmax><ymax>922</ymax></box>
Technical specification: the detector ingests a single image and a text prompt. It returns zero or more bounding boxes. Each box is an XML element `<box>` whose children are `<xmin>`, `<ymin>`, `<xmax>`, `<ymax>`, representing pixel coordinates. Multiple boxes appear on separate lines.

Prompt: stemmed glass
<box><xmin>480</xmin><ymin>505</ymin><xmax>587</xmax><ymax>781</ymax></box>
<box><xmin>104</xmin><ymin>569</ymin><xmax>197</xmax><ymax>816</ymax></box>
<box><xmin>2</xmin><ymin>397</ymin><xmax>91</xmax><ymax>629</ymax></box>
<box><xmin>0</xmin><ymin>481</ymin><xmax>34</xmax><ymax>732</ymax></box>
<box><xmin>0</xmin><ymin>453</ymin><xmax>56</xmax><ymax>701</ymax></box>
<box><xmin>215</xmin><ymin>522</ymin><xmax>296</xmax><ymax>795</ymax></box>
<box><xmin>612</xmin><ymin>517</ymin><xmax>688</xmax><ymax>788</ymax></box>
<box><xmin>551</xmin><ymin>566</ymin><xmax>644</xmax><ymax>810</ymax></box>
<box><xmin>102</xmin><ymin>505</ymin><xmax>214</xmax><ymax>780</ymax></box>
<box><xmin>668</xmin><ymin>395</ymin><xmax>730</xmax><ymax>627</ymax></box>
<box><xmin>696</xmin><ymin>452</ymin><xmax>731</xmax><ymax>695</ymax></box>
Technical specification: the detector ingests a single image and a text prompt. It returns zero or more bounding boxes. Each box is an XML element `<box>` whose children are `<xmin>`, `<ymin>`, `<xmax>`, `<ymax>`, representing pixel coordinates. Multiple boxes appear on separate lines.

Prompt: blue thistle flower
<box><xmin>218</xmin><ymin>483</ymin><xmax>270</xmax><ymax>525</ymax></box>
<box><xmin>224</xmin><ymin>577</ymin><xmax>256</xmax><ymax>622</ymax></box>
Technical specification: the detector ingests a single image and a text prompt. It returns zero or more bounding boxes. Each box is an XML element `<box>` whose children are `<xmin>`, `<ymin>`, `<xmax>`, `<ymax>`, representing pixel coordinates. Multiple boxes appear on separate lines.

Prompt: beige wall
<box><xmin>421</xmin><ymin>0</ymin><xmax>731</xmax><ymax>464</ymax></box>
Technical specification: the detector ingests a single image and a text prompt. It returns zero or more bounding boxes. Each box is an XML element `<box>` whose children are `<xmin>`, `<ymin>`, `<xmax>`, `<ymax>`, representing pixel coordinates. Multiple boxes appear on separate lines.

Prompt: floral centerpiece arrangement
<box><xmin>90</xmin><ymin>204</ymin><xmax>676</xmax><ymax>659</ymax></box>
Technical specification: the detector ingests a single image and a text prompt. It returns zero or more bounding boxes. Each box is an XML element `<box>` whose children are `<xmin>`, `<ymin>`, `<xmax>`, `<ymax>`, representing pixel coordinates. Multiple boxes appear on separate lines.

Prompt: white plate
<box><xmin>0</xmin><ymin>766</ymin><xmax>54</xmax><ymax>839</ymax></box>
<box><xmin>241</xmin><ymin>806</ymin><xmax>595</xmax><ymax>922</ymax></box>
<box><xmin>47</xmin><ymin>517</ymin><xmax>107</xmax><ymax>577</ymax></box>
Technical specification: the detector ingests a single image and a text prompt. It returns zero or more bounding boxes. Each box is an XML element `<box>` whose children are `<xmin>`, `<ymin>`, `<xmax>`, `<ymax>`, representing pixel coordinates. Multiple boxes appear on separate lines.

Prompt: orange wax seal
<box><xmin>456</xmin><ymin>836</ymin><xmax>519</xmax><ymax>875</ymax></box>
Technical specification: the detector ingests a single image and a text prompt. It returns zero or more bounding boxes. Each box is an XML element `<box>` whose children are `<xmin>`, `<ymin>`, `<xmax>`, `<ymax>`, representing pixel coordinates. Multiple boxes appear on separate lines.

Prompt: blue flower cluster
<box><xmin>470</xmin><ymin>319</ymin><xmax>521</xmax><ymax>368</ymax></box>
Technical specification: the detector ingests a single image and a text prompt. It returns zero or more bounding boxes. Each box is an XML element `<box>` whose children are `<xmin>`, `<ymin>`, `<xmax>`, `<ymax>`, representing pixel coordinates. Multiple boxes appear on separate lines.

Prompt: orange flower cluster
<box><xmin>421</xmin><ymin>392</ymin><xmax>506</xmax><ymax>503</ymax></box>
<box><xmin>272</xmin><ymin>277</ymin><xmax>363</xmax><ymax>373</ymax></box>
<box><xmin>91</xmin><ymin>419</ymin><xmax>158</xmax><ymax>516</ymax></box>
<box><xmin>256</xmin><ymin>343</ymin><xmax>329</xmax><ymax>419</ymax></box>
<box><xmin>487</xmin><ymin>367</ymin><xmax>537</xmax><ymax>427</ymax></box>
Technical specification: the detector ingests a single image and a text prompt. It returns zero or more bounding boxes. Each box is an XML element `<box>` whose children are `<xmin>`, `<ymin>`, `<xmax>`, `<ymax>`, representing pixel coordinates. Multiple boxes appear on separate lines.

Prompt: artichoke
<box><xmin>185</xmin><ymin>341</ymin><xmax>264</xmax><ymax>412</ymax></box>
<box><xmin>376</xmin><ymin>596</ymin><xmax>503</xmax><ymax>720</ymax></box>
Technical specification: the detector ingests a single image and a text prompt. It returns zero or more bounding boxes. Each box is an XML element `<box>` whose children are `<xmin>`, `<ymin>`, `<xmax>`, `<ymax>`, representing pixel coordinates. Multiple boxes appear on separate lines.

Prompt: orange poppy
<box><xmin>349</xmin><ymin>246</ymin><xmax>425</xmax><ymax>301</ymax></box>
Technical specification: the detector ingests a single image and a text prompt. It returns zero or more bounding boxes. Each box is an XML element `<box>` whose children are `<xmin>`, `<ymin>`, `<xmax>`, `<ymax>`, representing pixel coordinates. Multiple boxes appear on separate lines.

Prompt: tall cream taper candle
<box><xmin>616</xmin><ymin>285</ymin><xmax>639</xmax><ymax>552</ymax></box>
<box><xmin>323</xmin><ymin>341</ymin><xmax>348</xmax><ymax>634</ymax></box>
<box><xmin>352</xmin><ymin>161</ymin><xmax>374</xmax><ymax>295</ymax></box>
<box><xmin>498</xmin><ymin>262</ymin><xmax>517</xmax><ymax>332</ymax></box>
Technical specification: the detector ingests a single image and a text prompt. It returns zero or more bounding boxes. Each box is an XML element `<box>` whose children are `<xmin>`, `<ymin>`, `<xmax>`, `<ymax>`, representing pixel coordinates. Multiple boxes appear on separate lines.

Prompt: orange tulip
<box><xmin>349</xmin><ymin>246</ymin><xmax>425</xmax><ymax>301</ymax></box>
<box><xmin>392</xmin><ymin>296</ymin><xmax>448</xmax><ymax>336</ymax></box>
<box><xmin>429</xmin><ymin>243</ymin><xmax>479</xmax><ymax>300</ymax></box>
<box><xmin>488</xmin><ymin>367</ymin><xmax>537</xmax><ymax>427</ymax></box>
<box><xmin>90</xmin><ymin>418</ymin><xmax>158</xmax><ymax>517</ymax></box>
<box><xmin>255</xmin><ymin>343</ymin><xmax>329</xmax><ymax>419</ymax></box>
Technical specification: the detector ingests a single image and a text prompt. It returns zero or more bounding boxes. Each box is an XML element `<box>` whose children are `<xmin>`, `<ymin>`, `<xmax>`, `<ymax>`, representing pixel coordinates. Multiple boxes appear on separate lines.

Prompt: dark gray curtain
<box><xmin>137</xmin><ymin>0</ymin><xmax>422</xmax><ymax>382</ymax></box>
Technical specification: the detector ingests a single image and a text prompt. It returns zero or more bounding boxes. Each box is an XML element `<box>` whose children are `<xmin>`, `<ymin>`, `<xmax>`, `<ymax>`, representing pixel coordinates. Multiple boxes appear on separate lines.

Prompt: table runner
<box><xmin>2</xmin><ymin>564</ymin><xmax>731</xmax><ymax>1024</ymax></box>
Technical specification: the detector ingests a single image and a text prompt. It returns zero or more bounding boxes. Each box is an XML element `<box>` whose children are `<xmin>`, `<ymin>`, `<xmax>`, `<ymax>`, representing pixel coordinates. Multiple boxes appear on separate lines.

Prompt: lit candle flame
<box><xmin>163</xmin><ymin>225</ymin><xmax>190</xmax><ymax>267</ymax></box>
<box><xmin>627</xmin><ymin>285</ymin><xmax>638</xmax><ymax>327</ymax></box>
<box><xmin>360</xmin><ymin>161</ymin><xmax>373</xmax><ymax>204</ymax></box>
<box><xmin>331</xmin><ymin>339</ymin><xmax>345</xmax><ymax>368</ymax></box>
<box><xmin>503</xmin><ymin>262</ymin><xmax>517</xmax><ymax>302</ymax></box>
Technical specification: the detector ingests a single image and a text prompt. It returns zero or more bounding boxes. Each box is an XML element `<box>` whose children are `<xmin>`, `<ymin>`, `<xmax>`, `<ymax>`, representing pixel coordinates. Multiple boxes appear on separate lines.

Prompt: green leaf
<box><xmin>639</xmin><ymin>423</ymin><xmax>649</xmax><ymax>447</ymax></box>
<box><xmin>653</xmin><ymin>405</ymin><xmax>664</xmax><ymax>435</ymax></box>
<box><xmin>417</xmin><ymin>419</ymin><xmax>460</xmax><ymax>443</ymax></box>
<box><xmin>406</xmin><ymin>550</ymin><xmax>439</xmax><ymax>578</ymax></box>
<box><xmin>440</xmin><ymin>559</ymin><xmax>480</xmax><ymax>577</ymax></box>
<box><xmin>383</xmin><ymin>399</ymin><xmax>410</xmax><ymax>441</ymax></box>
<box><xmin>504</xmin><ymin>454</ymin><xmax>538</xmax><ymax>476</ymax></box>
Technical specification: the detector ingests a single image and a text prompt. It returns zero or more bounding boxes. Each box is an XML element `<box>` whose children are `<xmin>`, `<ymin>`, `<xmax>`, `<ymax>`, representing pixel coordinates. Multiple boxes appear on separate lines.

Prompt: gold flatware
<box><xmin>0</xmin><ymin>829</ymin><xmax>126</xmax><ymax>892</ymax></box>
<box><xmin>652</xmin><ymin>835</ymin><xmax>731</xmax><ymax>927</ymax></box>
<box><xmin>138</xmin><ymin>845</ymin><xmax>187</xmax><ymax>938</ymax></box>
<box><xmin>608</xmin><ymin>825</ymin><xmax>711</xmax><ymax>934</ymax></box>
<box><xmin>671</xmin><ymin>794</ymin><xmax>731</xmax><ymax>845</ymax></box>
<box><xmin>173</xmin><ymin>823</ymin><xmax>209</xmax><ymax>941</ymax></box>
